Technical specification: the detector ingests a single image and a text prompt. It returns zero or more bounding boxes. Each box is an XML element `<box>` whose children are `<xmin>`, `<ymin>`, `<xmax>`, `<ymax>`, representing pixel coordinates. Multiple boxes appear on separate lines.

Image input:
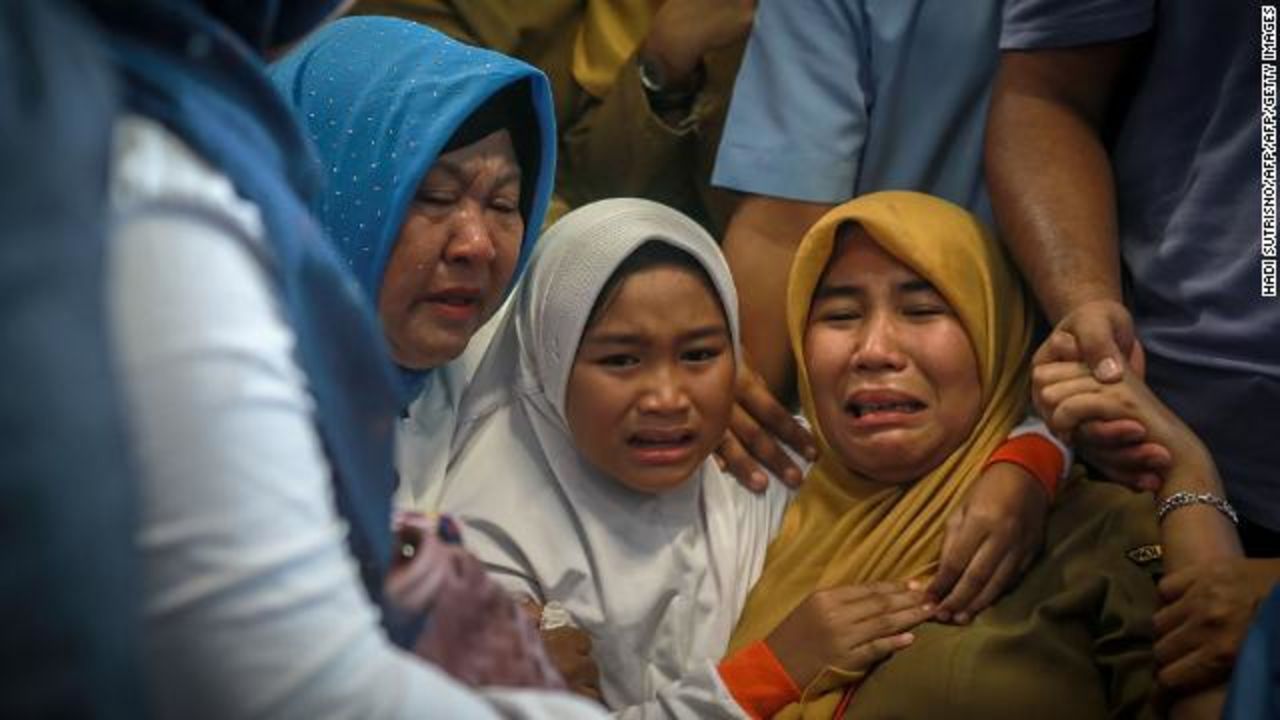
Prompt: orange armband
<box><xmin>984</xmin><ymin>433</ymin><xmax>1065</xmax><ymax>498</ymax></box>
<box><xmin>717</xmin><ymin>641</ymin><xmax>801</xmax><ymax>719</ymax></box>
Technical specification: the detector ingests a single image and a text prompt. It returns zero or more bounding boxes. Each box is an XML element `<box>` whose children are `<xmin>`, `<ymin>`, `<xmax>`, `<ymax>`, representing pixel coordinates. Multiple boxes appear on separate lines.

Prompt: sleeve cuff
<box><xmin>718</xmin><ymin>641</ymin><xmax>801</xmax><ymax>719</ymax></box>
<box><xmin>985</xmin><ymin>433</ymin><xmax>1066</xmax><ymax>498</ymax></box>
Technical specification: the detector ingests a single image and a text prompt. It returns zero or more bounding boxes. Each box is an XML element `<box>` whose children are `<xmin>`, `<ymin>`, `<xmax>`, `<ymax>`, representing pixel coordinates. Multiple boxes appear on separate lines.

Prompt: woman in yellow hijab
<box><xmin>725</xmin><ymin>191</ymin><xmax>1162</xmax><ymax>718</ymax></box>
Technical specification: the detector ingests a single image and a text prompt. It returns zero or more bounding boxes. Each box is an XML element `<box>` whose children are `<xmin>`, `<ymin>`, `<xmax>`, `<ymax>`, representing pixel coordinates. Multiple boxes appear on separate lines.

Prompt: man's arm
<box><xmin>984</xmin><ymin>42</ymin><xmax>1139</xmax><ymax>324</ymax></box>
<box><xmin>721</xmin><ymin>194</ymin><xmax>832</xmax><ymax>400</ymax></box>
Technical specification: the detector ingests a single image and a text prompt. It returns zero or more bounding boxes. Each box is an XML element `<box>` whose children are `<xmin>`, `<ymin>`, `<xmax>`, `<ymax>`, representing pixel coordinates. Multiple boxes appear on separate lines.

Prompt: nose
<box><xmin>851</xmin><ymin>311</ymin><xmax>907</xmax><ymax>373</ymax></box>
<box><xmin>636</xmin><ymin>364</ymin><xmax>691</xmax><ymax>416</ymax></box>
<box><xmin>443</xmin><ymin>201</ymin><xmax>497</xmax><ymax>264</ymax></box>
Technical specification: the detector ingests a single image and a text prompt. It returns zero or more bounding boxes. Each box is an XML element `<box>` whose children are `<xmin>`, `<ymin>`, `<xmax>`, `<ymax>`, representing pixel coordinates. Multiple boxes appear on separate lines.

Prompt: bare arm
<box><xmin>721</xmin><ymin>194</ymin><xmax>832</xmax><ymax>400</ymax></box>
<box><xmin>985</xmin><ymin>42</ymin><xmax>1139</xmax><ymax>323</ymax></box>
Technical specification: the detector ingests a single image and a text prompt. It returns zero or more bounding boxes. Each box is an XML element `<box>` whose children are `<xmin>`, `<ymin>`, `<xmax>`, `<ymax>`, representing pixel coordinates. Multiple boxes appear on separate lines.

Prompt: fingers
<box><xmin>736</xmin><ymin>370</ymin><xmax>818</xmax><ymax>461</ymax></box>
<box><xmin>825</xmin><ymin>580</ymin><xmax>912</xmax><ymax>606</ymax></box>
<box><xmin>1032</xmin><ymin>331</ymin><xmax>1082</xmax><ymax>366</ymax></box>
<box><xmin>1157</xmin><ymin>568</ymin><xmax>1198</xmax><ymax>603</ymax></box>
<box><xmin>1050</xmin><ymin>392</ymin><xmax>1132</xmax><ymax>432</ymax></box>
<box><xmin>1079</xmin><ymin>418</ymin><xmax>1147</xmax><ymax>448</ymax></box>
<box><xmin>1155</xmin><ymin>646</ymin><xmax>1232</xmax><ymax>694</ymax></box>
<box><xmin>728</xmin><ymin>403</ymin><xmax>806</xmax><ymax>486</ymax></box>
<box><xmin>1063</xmin><ymin>305</ymin><xmax>1135</xmax><ymax>383</ymax></box>
<box><xmin>934</xmin><ymin>533</ymin><xmax>1006</xmax><ymax>623</ymax></box>
<box><xmin>716</xmin><ymin>429</ymin><xmax>768</xmax><ymax>493</ymax></box>
<box><xmin>1153</xmin><ymin>596</ymin><xmax>1192</xmax><ymax>636</ymax></box>
<box><xmin>844</xmin><ymin>632</ymin><xmax>916</xmax><ymax>670</ymax></box>
<box><xmin>1085</xmin><ymin>440</ymin><xmax>1171</xmax><ymax>491</ymax></box>
<box><xmin>960</xmin><ymin>549</ymin><xmax>1023</xmax><ymax>623</ymax></box>
<box><xmin>927</xmin><ymin>509</ymin><xmax>981</xmax><ymax>612</ymax></box>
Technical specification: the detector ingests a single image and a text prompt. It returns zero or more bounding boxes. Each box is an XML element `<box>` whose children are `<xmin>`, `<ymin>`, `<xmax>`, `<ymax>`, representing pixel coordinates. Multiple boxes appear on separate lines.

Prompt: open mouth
<box><xmin>627</xmin><ymin>429</ymin><xmax>697</xmax><ymax>448</ymax></box>
<box><xmin>845</xmin><ymin>400</ymin><xmax>926</xmax><ymax>418</ymax></box>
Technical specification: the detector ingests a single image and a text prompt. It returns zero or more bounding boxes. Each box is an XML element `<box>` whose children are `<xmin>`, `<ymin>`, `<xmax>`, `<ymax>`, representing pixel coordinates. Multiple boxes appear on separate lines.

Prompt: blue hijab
<box><xmin>269</xmin><ymin>16</ymin><xmax>557</xmax><ymax>401</ymax></box>
<box><xmin>81</xmin><ymin>0</ymin><xmax>409</xmax><ymax>639</ymax></box>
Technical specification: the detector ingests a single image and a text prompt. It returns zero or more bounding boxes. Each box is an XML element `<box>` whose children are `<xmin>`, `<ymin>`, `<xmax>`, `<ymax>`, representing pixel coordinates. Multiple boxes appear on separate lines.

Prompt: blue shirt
<box><xmin>711</xmin><ymin>0</ymin><xmax>1001</xmax><ymax>223</ymax></box>
<box><xmin>1003</xmin><ymin>0</ymin><xmax>1279</xmax><ymax>527</ymax></box>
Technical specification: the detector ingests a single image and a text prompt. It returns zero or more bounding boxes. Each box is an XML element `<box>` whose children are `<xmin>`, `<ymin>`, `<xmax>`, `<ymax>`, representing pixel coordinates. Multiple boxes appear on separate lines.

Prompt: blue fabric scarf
<box><xmin>269</xmin><ymin>16</ymin><xmax>557</xmax><ymax>402</ymax></box>
<box><xmin>82</xmin><ymin>1</ymin><xmax>410</xmax><ymax>640</ymax></box>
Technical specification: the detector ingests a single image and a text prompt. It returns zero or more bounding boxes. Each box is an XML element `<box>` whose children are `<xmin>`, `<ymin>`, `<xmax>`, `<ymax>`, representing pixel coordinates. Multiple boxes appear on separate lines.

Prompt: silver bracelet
<box><xmin>1156</xmin><ymin>491</ymin><xmax>1239</xmax><ymax>525</ymax></box>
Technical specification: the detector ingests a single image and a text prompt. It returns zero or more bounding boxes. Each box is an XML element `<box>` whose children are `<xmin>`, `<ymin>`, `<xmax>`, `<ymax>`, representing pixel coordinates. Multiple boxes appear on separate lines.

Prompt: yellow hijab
<box><xmin>727</xmin><ymin>191</ymin><xmax>1034</xmax><ymax>717</ymax></box>
<box><xmin>572</xmin><ymin>1</ymin><xmax>661</xmax><ymax>99</ymax></box>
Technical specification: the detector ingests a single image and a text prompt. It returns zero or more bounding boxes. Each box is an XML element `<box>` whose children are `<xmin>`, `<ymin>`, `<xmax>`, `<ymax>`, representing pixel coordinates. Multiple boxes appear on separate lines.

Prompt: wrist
<box><xmin>1050</xmin><ymin>290</ymin><xmax>1124</xmax><ymax>326</ymax></box>
<box><xmin>640</xmin><ymin>26</ymin><xmax>704</xmax><ymax>91</ymax></box>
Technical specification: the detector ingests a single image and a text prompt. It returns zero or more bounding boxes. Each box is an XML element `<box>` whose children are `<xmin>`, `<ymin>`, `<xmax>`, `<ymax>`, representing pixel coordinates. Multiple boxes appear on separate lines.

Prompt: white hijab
<box><xmin>440</xmin><ymin>198</ymin><xmax>788</xmax><ymax>709</ymax></box>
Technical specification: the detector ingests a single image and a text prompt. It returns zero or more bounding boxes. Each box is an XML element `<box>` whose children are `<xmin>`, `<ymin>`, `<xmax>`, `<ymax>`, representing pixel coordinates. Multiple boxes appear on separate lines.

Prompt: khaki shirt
<box><xmin>845</xmin><ymin>479</ymin><xmax>1160</xmax><ymax>719</ymax></box>
<box><xmin>353</xmin><ymin>0</ymin><xmax>742</xmax><ymax>233</ymax></box>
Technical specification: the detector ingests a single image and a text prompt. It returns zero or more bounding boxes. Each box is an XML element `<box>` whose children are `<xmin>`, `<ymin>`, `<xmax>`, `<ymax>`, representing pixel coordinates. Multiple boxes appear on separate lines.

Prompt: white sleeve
<box><xmin>108</xmin><ymin>208</ymin><xmax>605</xmax><ymax>720</ymax></box>
<box><xmin>608</xmin><ymin>662</ymin><xmax>749</xmax><ymax>720</ymax></box>
<box><xmin>1008</xmin><ymin>413</ymin><xmax>1072</xmax><ymax>481</ymax></box>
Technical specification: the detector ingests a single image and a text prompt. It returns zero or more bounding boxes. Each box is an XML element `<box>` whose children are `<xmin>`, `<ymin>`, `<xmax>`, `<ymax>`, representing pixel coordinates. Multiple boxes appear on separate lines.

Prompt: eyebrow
<box><xmin>583</xmin><ymin>324</ymin><xmax>728</xmax><ymax>346</ymax></box>
<box><xmin>813</xmin><ymin>278</ymin><xmax>938</xmax><ymax>299</ymax></box>
<box><xmin>430</xmin><ymin>157</ymin><xmax>522</xmax><ymax>188</ymax></box>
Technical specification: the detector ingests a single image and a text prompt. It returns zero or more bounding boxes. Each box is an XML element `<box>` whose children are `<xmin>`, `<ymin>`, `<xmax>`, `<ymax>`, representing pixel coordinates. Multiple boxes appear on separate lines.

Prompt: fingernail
<box><xmin>1097</xmin><ymin>358</ymin><xmax>1121</xmax><ymax>380</ymax></box>
<box><xmin>921</xmin><ymin>602</ymin><xmax>935</xmax><ymax>613</ymax></box>
<box><xmin>784</xmin><ymin>468</ymin><xmax>802</xmax><ymax>485</ymax></box>
<box><xmin>935</xmin><ymin>609</ymin><xmax>951</xmax><ymax>622</ymax></box>
<box><xmin>751</xmin><ymin>471</ymin><xmax>768</xmax><ymax>488</ymax></box>
<box><xmin>804</xmin><ymin>445</ymin><xmax>818</xmax><ymax>460</ymax></box>
<box><xmin>955</xmin><ymin>612</ymin><xmax>971</xmax><ymax>625</ymax></box>
<box><xmin>907</xmin><ymin>579</ymin><xmax>924</xmax><ymax>591</ymax></box>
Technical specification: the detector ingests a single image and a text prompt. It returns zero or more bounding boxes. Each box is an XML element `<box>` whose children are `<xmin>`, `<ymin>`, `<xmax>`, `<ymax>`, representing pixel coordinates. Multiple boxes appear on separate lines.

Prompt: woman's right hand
<box><xmin>540</xmin><ymin>626</ymin><xmax>604</xmax><ymax>703</ymax></box>
<box><xmin>764</xmin><ymin>581</ymin><xmax>933</xmax><ymax>689</ymax></box>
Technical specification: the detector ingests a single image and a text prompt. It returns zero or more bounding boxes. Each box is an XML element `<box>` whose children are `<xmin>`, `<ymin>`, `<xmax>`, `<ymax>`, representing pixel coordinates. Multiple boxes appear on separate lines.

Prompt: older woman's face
<box><xmin>378</xmin><ymin>129</ymin><xmax>523</xmax><ymax>369</ymax></box>
<box><xmin>803</xmin><ymin>226</ymin><xmax>981</xmax><ymax>486</ymax></box>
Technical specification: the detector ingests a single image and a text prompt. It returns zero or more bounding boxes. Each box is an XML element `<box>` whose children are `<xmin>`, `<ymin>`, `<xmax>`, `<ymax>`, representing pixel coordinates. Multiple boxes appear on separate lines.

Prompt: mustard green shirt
<box><xmin>845</xmin><ymin>480</ymin><xmax>1160</xmax><ymax>719</ymax></box>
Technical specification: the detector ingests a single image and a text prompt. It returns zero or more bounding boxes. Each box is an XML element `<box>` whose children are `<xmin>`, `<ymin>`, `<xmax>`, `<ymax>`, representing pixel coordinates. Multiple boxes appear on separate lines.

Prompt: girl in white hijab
<box><xmin>441</xmin><ymin>198</ymin><xmax>793</xmax><ymax>715</ymax></box>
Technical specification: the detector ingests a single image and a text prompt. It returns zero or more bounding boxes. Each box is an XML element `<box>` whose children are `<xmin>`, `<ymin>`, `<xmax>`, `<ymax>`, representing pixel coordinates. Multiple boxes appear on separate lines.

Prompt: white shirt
<box><xmin>106</xmin><ymin>114</ymin><xmax>606</xmax><ymax>720</ymax></box>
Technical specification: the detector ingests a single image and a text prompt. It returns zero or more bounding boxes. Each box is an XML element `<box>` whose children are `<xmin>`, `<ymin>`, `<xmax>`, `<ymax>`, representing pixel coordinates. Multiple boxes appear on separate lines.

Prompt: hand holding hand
<box><xmin>1032</xmin><ymin>342</ymin><xmax>1171</xmax><ymax>491</ymax></box>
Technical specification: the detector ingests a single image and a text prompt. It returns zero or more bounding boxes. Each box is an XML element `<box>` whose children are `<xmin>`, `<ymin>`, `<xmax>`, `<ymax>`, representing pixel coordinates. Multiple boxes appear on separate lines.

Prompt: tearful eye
<box><xmin>682</xmin><ymin>347</ymin><xmax>723</xmax><ymax>363</ymax></box>
<box><xmin>903</xmin><ymin>305</ymin><xmax>946</xmax><ymax>317</ymax></box>
<box><xmin>597</xmin><ymin>354</ymin><xmax>639</xmax><ymax>368</ymax></box>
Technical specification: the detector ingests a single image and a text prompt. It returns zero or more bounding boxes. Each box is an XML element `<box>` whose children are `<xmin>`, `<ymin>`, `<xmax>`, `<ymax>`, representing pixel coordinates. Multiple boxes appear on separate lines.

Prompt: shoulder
<box><xmin>108</xmin><ymin>114</ymin><xmax>263</xmax><ymax>247</ymax></box>
<box><xmin>1000</xmin><ymin>0</ymin><xmax>1155</xmax><ymax>51</ymax></box>
<box><xmin>1045</xmin><ymin>477</ymin><xmax>1160</xmax><ymax>573</ymax></box>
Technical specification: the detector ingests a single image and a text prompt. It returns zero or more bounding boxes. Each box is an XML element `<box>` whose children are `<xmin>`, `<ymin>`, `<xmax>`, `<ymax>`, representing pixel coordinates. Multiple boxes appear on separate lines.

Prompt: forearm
<box><xmin>985</xmin><ymin>47</ymin><xmax>1133</xmax><ymax>323</ymax></box>
<box><xmin>1156</xmin><ymin>449</ymin><xmax>1242</xmax><ymax>720</ymax></box>
<box><xmin>722</xmin><ymin>195</ymin><xmax>833</xmax><ymax>399</ymax></box>
<box><xmin>1155</xmin><ymin>448</ymin><xmax>1242</xmax><ymax>570</ymax></box>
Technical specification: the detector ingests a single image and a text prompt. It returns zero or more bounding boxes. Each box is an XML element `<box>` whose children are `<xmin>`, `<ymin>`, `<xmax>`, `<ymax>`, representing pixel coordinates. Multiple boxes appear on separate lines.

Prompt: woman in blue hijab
<box><xmin>87</xmin><ymin>2</ymin><xmax>597</xmax><ymax>717</ymax></box>
<box><xmin>270</xmin><ymin>16</ymin><xmax>557</xmax><ymax>509</ymax></box>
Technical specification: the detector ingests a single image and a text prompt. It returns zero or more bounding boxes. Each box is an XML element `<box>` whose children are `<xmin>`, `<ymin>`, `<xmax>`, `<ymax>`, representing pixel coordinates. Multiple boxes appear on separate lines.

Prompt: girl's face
<box><xmin>378</xmin><ymin>129</ymin><xmax>523</xmax><ymax>370</ymax></box>
<box><xmin>565</xmin><ymin>263</ymin><xmax>735</xmax><ymax>494</ymax></box>
<box><xmin>803</xmin><ymin>225</ymin><xmax>982</xmax><ymax>486</ymax></box>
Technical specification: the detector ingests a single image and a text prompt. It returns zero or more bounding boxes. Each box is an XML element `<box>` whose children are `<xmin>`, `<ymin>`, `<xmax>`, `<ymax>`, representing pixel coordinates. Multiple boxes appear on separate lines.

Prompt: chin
<box><xmin>615</xmin><ymin>466</ymin><xmax>698</xmax><ymax>495</ymax></box>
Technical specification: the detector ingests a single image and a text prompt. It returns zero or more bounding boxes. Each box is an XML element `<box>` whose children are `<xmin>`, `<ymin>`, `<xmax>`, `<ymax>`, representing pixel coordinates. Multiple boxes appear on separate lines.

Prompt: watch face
<box><xmin>638</xmin><ymin>55</ymin><xmax>667</xmax><ymax>93</ymax></box>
